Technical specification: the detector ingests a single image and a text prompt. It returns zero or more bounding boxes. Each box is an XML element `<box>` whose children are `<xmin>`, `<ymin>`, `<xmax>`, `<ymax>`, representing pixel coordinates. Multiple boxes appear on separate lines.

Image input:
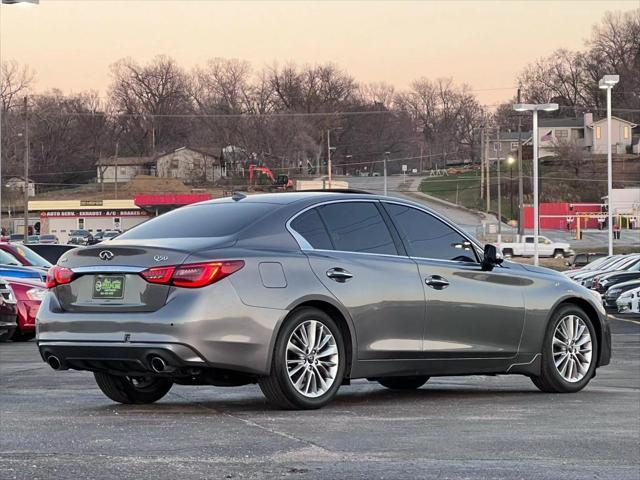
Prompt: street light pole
<box><xmin>384</xmin><ymin>151</ymin><xmax>390</xmax><ymax>196</ymax></box>
<box><xmin>327</xmin><ymin>129</ymin><xmax>332</xmax><ymax>189</ymax></box>
<box><xmin>599</xmin><ymin>75</ymin><xmax>619</xmax><ymax>256</ymax></box>
<box><xmin>496</xmin><ymin>127</ymin><xmax>502</xmax><ymax>243</ymax></box>
<box><xmin>22</xmin><ymin>96</ymin><xmax>29</xmax><ymax>243</ymax></box>
<box><xmin>513</xmin><ymin>103</ymin><xmax>559</xmax><ymax>266</ymax></box>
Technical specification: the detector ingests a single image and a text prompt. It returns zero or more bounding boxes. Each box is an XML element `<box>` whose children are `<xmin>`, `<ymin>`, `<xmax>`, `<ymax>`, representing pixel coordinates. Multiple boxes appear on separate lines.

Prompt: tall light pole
<box><xmin>513</xmin><ymin>103</ymin><xmax>559</xmax><ymax>266</ymax></box>
<box><xmin>599</xmin><ymin>75</ymin><xmax>620</xmax><ymax>256</ymax></box>
<box><xmin>383</xmin><ymin>151</ymin><xmax>390</xmax><ymax>196</ymax></box>
<box><xmin>496</xmin><ymin>127</ymin><xmax>502</xmax><ymax>242</ymax></box>
<box><xmin>507</xmin><ymin>156</ymin><xmax>516</xmax><ymax>221</ymax></box>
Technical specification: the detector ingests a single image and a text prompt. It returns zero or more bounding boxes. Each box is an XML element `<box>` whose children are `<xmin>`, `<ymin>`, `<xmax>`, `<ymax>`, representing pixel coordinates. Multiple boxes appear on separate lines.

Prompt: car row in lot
<box><xmin>0</xmin><ymin>242</ymin><xmax>77</xmax><ymax>342</ymax></box>
<box><xmin>565</xmin><ymin>253</ymin><xmax>640</xmax><ymax>315</ymax></box>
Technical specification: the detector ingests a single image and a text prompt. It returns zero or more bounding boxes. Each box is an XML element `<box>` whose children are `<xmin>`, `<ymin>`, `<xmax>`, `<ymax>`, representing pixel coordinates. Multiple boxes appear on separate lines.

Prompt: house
<box><xmin>537</xmin><ymin>113</ymin><xmax>637</xmax><ymax>156</ymax></box>
<box><xmin>4</xmin><ymin>177</ymin><xmax>35</xmax><ymax>197</ymax></box>
<box><xmin>487</xmin><ymin>131</ymin><xmax>533</xmax><ymax>161</ymax></box>
<box><xmin>155</xmin><ymin>147</ymin><xmax>223</xmax><ymax>184</ymax></box>
<box><xmin>96</xmin><ymin>157</ymin><xmax>154</xmax><ymax>184</ymax></box>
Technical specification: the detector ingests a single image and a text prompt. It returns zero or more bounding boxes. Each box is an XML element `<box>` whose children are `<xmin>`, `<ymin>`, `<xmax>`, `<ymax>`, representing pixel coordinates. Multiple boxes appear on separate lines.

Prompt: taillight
<box><xmin>45</xmin><ymin>266</ymin><xmax>75</xmax><ymax>289</ymax></box>
<box><xmin>140</xmin><ymin>266</ymin><xmax>175</xmax><ymax>284</ymax></box>
<box><xmin>139</xmin><ymin>261</ymin><xmax>244</xmax><ymax>288</ymax></box>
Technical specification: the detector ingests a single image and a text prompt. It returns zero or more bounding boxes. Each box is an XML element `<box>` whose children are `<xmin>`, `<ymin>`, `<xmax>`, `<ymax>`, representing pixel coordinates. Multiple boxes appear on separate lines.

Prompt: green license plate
<box><xmin>93</xmin><ymin>275</ymin><xmax>125</xmax><ymax>299</ymax></box>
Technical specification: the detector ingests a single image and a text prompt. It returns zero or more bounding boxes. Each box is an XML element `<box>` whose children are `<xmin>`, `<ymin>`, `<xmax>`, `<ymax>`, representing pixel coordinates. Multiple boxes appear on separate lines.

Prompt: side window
<box><xmin>319</xmin><ymin>202</ymin><xmax>397</xmax><ymax>255</ymax></box>
<box><xmin>384</xmin><ymin>203</ymin><xmax>477</xmax><ymax>262</ymax></box>
<box><xmin>525</xmin><ymin>237</ymin><xmax>534</xmax><ymax>244</ymax></box>
<box><xmin>290</xmin><ymin>208</ymin><xmax>333</xmax><ymax>250</ymax></box>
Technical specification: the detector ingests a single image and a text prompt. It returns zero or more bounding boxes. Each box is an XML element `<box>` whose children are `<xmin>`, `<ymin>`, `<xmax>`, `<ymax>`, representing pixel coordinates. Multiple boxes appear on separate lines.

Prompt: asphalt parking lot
<box><xmin>1</xmin><ymin>317</ymin><xmax>639</xmax><ymax>480</ymax></box>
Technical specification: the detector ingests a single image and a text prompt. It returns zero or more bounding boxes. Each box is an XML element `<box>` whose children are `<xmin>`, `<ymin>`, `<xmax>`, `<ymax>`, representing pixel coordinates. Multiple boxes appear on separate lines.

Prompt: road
<box><xmin>1</xmin><ymin>318</ymin><xmax>638</xmax><ymax>480</ymax></box>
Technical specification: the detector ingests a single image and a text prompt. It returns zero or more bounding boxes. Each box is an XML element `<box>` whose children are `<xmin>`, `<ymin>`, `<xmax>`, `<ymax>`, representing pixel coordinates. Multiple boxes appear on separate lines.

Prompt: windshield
<box><xmin>0</xmin><ymin>249</ymin><xmax>22</xmax><ymax>265</ymax></box>
<box><xmin>13</xmin><ymin>245</ymin><xmax>52</xmax><ymax>268</ymax></box>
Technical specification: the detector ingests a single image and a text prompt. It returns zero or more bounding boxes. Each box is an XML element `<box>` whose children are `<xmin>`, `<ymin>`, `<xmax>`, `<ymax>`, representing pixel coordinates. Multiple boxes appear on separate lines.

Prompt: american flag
<box><xmin>541</xmin><ymin>130</ymin><xmax>553</xmax><ymax>141</ymax></box>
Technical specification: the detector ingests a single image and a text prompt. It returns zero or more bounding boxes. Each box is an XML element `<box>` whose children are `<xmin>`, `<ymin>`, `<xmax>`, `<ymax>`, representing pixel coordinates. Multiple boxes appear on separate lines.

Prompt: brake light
<box><xmin>139</xmin><ymin>261</ymin><xmax>244</xmax><ymax>288</ymax></box>
<box><xmin>45</xmin><ymin>266</ymin><xmax>75</xmax><ymax>288</ymax></box>
<box><xmin>140</xmin><ymin>266</ymin><xmax>175</xmax><ymax>284</ymax></box>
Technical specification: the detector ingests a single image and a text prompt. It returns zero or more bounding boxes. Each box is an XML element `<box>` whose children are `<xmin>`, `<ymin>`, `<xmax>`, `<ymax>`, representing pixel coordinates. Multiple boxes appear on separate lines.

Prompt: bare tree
<box><xmin>1</xmin><ymin>60</ymin><xmax>35</xmax><ymax>112</ymax></box>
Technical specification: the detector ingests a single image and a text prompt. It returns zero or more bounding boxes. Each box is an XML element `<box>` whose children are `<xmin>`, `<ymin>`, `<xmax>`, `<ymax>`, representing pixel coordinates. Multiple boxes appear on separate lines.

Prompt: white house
<box><xmin>96</xmin><ymin>157</ymin><xmax>154</xmax><ymax>183</ymax></box>
<box><xmin>4</xmin><ymin>177</ymin><xmax>35</xmax><ymax>197</ymax></box>
<box><xmin>155</xmin><ymin>147</ymin><xmax>223</xmax><ymax>184</ymax></box>
<box><xmin>537</xmin><ymin>113</ymin><xmax>637</xmax><ymax>156</ymax></box>
<box><xmin>486</xmin><ymin>131</ymin><xmax>533</xmax><ymax>161</ymax></box>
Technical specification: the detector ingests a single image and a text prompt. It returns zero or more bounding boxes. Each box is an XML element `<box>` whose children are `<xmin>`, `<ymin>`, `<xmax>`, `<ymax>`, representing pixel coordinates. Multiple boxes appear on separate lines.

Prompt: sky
<box><xmin>0</xmin><ymin>0</ymin><xmax>637</xmax><ymax>106</ymax></box>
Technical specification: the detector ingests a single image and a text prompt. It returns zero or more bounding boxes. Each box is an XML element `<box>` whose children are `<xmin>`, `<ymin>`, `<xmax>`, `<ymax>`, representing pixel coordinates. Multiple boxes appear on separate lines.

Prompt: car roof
<box><xmin>199</xmin><ymin>191</ymin><xmax>376</xmax><ymax>206</ymax></box>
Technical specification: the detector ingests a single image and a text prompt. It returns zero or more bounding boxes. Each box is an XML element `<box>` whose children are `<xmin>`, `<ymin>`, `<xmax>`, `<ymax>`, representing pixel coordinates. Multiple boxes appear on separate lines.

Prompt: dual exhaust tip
<box><xmin>46</xmin><ymin>354</ymin><xmax>171</xmax><ymax>373</ymax></box>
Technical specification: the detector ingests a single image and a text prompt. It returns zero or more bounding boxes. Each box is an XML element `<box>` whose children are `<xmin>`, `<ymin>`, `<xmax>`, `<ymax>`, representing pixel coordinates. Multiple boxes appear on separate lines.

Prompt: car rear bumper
<box><xmin>36</xmin><ymin>278</ymin><xmax>288</xmax><ymax>375</ymax></box>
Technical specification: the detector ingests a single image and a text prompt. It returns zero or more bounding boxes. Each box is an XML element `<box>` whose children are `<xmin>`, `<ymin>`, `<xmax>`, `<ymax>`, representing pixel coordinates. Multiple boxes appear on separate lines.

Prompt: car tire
<box><xmin>259</xmin><ymin>307</ymin><xmax>346</xmax><ymax>410</ymax></box>
<box><xmin>553</xmin><ymin>249</ymin><xmax>565</xmax><ymax>258</ymax></box>
<box><xmin>93</xmin><ymin>372</ymin><xmax>173</xmax><ymax>404</ymax></box>
<box><xmin>531</xmin><ymin>304</ymin><xmax>598</xmax><ymax>393</ymax></box>
<box><xmin>377</xmin><ymin>376</ymin><xmax>430</xmax><ymax>390</ymax></box>
<box><xmin>502</xmin><ymin>249</ymin><xmax>513</xmax><ymax>258</ymax></box>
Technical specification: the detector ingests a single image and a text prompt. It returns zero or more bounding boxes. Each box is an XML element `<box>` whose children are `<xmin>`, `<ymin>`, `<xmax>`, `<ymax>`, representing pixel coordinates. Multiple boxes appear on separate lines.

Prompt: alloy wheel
<box><xmin>286</xmin><ymin>320</ymin><xmax>339</xmax><ymax>398</ymax></box>
<box><xmin>552</xmin><ymin>314</ymin><xmax>593</xmax><ymax>383</ymax></box>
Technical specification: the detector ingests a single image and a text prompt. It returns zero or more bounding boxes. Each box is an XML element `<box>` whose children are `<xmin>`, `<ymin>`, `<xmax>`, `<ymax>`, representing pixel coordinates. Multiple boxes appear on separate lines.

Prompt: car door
<box><xmin>522</xmin><ymin>236</ymin><xmax>535</xmax><ymax>256</ymax></box>
<box><xmin>289</xmin><ymin>200</ymin><xmax>426</xmax><ymax>360</ymax></box>
<box><xmin>382</xmin><ymin>202</ymin><xmax>526</xmax><ymax>358</ymax></box>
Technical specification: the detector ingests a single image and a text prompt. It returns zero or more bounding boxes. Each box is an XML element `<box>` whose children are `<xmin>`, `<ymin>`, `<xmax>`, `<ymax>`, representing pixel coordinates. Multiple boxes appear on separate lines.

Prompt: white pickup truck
<box><xmin>496</xmin><ymin>235</ymin><xmax>574</xmax><ymax>258</ymax></box>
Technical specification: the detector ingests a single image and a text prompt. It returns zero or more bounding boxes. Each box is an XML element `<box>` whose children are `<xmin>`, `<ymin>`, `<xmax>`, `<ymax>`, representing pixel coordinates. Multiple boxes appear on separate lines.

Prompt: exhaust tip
<box><xmin>150</xmin><ymin>356</ymin><xmax>167</xmax><ymax>373</ymax></box>
<box><xmin>47</xmin><ymin>355</ymin><xmax>62</xmax><ymax>370</ymax></box>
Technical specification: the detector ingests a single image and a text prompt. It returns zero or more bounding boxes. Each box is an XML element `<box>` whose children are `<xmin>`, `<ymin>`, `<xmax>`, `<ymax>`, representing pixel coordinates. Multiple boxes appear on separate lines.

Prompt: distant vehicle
<box><xmin>26</xmin><ymin>235</ymin><xmax>40</xmax><ymax>244</ymax></box>
<box><xmin>0</xmin><ymin>243</ymin><xmax>52</xmax><ymax>271</ymax></box>
<box><xmin>5</xmin><ymin>277</ymin><xmax>45</xmax><ymax>341</ymax></box>
<box><xmin>617</xmin><ymin>286</ymin><xmax>640</xmax><ymax>315</ymax></box>
<box><xmin>576</xmin><ymin>255</ymin><xmax>640</xmax><ymax>288</ymax></box>
<box><xmin>67</xmin><ymin>229</ymin><xmax>94</xmax><ymax>246</ymax></box>
<box><xmin>371</xmin><ymin>172</ymin><xmax>380</xmax><ymax>177</ymax></box>
<box><xmin>591</xmin><ymin>265</ymin><xmax>640</xmax><ymax>295</ymax></box>
<box><xmin>565</xmin><ymin>252</ymin><xmax>608</xmax><ymax>270</ymax></box>
<box><xmin>93</xmin><ymin>230</ymin><xmax>120</xmax><ymax>243</ymax></box>
<box><xmin>497</xmin><ymin>235</ymin><xmax>573</xmax><ymax>258</ymax></box>
<box><xmin>39</xmin><ymin>234</ymin><xmax>60</xmax><ymax>244</ymax></box>
<box><xmin>9</xmin><ymin>233</ymin><xmax>24</xmax><ymax>242</ymax></box>
<box><xmin>25</xmin><ymin>244</ymin><xmax>78</xmax><ymax>265</ymax></box>
<box><xmin>603</xmin><ymin>279</ymin><xmax>640</xmax><ymax>310</ymax></box>
<box><xmin>0</xmin><ymin>278</ymin><xmax>18</xmax><ymax>342</ymax></box>
<box><xmin>247</xmin><ymin>165</ymin><xmax>293</xmax><ymax>191</ymax></box>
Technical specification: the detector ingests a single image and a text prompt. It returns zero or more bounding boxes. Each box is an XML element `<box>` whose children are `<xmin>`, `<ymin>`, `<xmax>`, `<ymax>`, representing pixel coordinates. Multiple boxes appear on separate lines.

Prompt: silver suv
<box><xmin>37</xmin><ymin>192</ymin><xmax>611</xmax><ymax>409</ymax></box>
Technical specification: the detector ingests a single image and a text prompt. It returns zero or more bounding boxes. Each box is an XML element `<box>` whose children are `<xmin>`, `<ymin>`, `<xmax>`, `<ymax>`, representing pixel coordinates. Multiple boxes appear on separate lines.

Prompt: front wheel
<box><xmin>553</xmin><ymin>249</ymin><xmax>565</xmax><ymax>258</ymax></box>
<box><xmin>94</xmin><ymin>372</ymin><xmax>173</xmax><ymax>404</ymax></box>
<box><xmin>531</xmin><ymin>305</ymin><xmax>597</xmax><ymax>393</ymax></box>
<box><xmin>259</xmin><ymin>307</ymin><xmax>345</xmax><ymax>410</ymax></box>
<box><xmin>377</xmin><ymin>376</ymin><xmax>430</xmax><ymax>390</ymax></box>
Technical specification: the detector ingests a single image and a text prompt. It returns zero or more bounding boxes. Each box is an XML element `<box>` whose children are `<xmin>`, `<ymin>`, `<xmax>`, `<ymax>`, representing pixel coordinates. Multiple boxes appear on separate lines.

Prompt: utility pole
<box><xmin>114</xmin><ymin>141</ymin><xmax>119</xmax><ymax>200</ymax></box>
<box><xmin>517</xmin><ymin>87</ymin><xmax>524</xmax><ymax>238</ymax></box>
<box><xmin>480</xmin><ymin>127</ymin><xmax>485</xmax><ymax>200</ymax></box>
<box><xmin>485</xmin><ymin>128</ymin><xmax>490</xmax><ymax>212</ymax></box>
<box><xmin>22</xmin><ymin>96</ymin><xmax>30</xmax><ymax>243</ymax></box>
<box><xmin>327</xmin><ymin>129</ymin><xmax>332</xmax><ymax>189</ymax></box>
<box><xmin>419</xmin><ymin>144</ymin><xmax>423</xmax><ymax>173</ymax></box>
<box><xmin>384</xmin><ymin>151</ymin><xmax>390</xmax><ymax>196</ymax></box>
<box><xmin>496</xmin><ymin>126</ymin><xmax>502</xmax><ymax>242</ymax></box>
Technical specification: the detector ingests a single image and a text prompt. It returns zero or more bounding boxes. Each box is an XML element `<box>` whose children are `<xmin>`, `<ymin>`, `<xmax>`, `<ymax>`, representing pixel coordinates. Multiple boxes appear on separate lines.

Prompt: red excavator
<box><xmin>247</xmin><ymin>165</ymin><xmax>294</xmax><ymax>191</ymax></box>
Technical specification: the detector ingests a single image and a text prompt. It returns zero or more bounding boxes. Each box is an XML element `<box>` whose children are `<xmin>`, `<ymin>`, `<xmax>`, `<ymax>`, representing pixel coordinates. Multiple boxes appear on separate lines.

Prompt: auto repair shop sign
<box><xmin>40</xmin><ymin>210</ymin><xmax>147</xmax><ymax>217</ymax></box>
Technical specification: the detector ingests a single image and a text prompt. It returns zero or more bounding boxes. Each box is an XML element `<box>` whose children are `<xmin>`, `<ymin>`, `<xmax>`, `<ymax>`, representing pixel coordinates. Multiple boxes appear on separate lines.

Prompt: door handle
<box><xmin>425</xmin><ymin>275</ymin><xmax>449</xmax><ymax>290</ymax></box>
<box><xmin>326</xmin><ymin>268</ymin><xmax>353</xmax><ymax>283</ymax></box>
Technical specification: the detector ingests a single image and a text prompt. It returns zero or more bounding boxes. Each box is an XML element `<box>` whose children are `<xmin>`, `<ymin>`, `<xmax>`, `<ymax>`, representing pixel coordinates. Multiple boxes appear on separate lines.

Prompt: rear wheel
<box><xmin>94</xmin><ymin>372</ymin><xmax>173</xmax><ymax>404</ymax></box>
<box><xmin>531</xmin><ymin>305</ymin><xmax>597</xmax><ymax>393</ymax></box>
<box><xmin>553</xmin><ymin>249</ymin><xmax>565</xmax><ymax>258</ymax></box>
<box><xmin>377</xmin><ymin>376</ymin><xmax>430</xmax><ymax>390</ymax></box>
<box><xmin>259</xmin><ymin>307</ymin><xmax>345</xmax><ymax>410</ymax></box>
<box><xmin>502</xmin><ymin>249</ymin><xmax>513</xmax><ymax>257</ymax></box>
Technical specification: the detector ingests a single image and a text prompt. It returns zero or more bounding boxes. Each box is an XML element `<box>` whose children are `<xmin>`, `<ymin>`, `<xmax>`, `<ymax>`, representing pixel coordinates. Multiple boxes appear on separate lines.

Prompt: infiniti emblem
<box><xmin>99</xmin><ymin>250</ymin><xmax>114</xmax><ymax>261</ymax></box>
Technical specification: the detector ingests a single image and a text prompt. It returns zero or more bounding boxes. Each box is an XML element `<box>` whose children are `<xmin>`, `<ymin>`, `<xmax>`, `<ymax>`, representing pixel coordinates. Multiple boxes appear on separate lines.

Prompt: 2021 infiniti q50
<box><xmin>37</xmin><ymin>191</ymin><xmax>611</xmax><ymax>409</ymax></box>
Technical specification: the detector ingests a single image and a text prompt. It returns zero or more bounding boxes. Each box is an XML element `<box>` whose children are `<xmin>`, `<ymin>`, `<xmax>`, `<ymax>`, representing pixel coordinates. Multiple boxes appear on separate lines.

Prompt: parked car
<box><xmin>563</xmin><ymin>255</ymin><xmax>619</xmax><ymax>280</ymax></box>
<box><xmin>67</xmin><ymin>230</ymin><xmax>94</xmax><ymax>246</ymax></box>
<box><xmin>572</xmin><ymin>255</ymin><xmax>640</xmax><ymax>288</ymax></box>
<box><xmin>0</xmin><ymin>265</ymin><xmax>47</xmax><ymax>282</ymax></box>
<box><xmin>8</xmin><ymin>233</ymin><xmax>24</xmax><ymax>242</ymax></box>
<box><xmin>497</xmin><ymin>235</ymin><xmax>573</xmax><ymax>258</ymax></box>
<box><xmin>565</xmin><ymin>252</ymin><xmax>608</xmax><ymax>270</ymax></box>
<box><xmin>25</xmin><ymin>244</ymin><xmax>78</xmax><ymax>265</ymax></box>
<box><xmin>26</xmin><ymin>235</ymin><xmax>40</xmax><ymax>244</ymax></box>
<box><xmin>0</xmin><ymin>242</ymin><xmax>52</xmax><ymax>271</ymax></box>
<box><xmin>5</xmin><ymin>277</ymin><xmax>46</xmax><ymax>341</ymax></box>
<box><xmin>616</xmin><ymin>287</ymin><xmax>640</xmax><ymax>315</ymax></box>
<box><xmin>39</xmin><ymin>234</ymin><xmax>60</xmax><ymax>244</ymax></box>
<box><xmin>0</xmin><ymin>278</ymin><xmax>18</xmax><ymax>342</ymax></box>
<box><xmin>93</xmin><ymin>230</ymin><xmax>120</xmax><ymax>243</ymax></box>
<box><xmin>37</xmin><ymin>192</ymin><xmax>611</xmax><ymax>409</ymax></box>
<box><xmin>604</xmin><ymin>279</ymin><xmax>640</xmax><ymax>310</ymax></box>
<box><xmin>592</xmin><ymin>265</ymin><xmax>640</xmax><ymax>295</ymax></box>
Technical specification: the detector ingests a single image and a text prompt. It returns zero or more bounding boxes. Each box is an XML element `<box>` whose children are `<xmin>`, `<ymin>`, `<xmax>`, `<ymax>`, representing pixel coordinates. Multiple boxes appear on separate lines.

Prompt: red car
<box><xmin>5</xmin><ymin>278</ymin><xmax>46</xmax><ymax>341</ymax></box>
<box><xmin>0</xmin><ymin>242</ymin><xmax>51</xmax><ymax>271</ymax></box>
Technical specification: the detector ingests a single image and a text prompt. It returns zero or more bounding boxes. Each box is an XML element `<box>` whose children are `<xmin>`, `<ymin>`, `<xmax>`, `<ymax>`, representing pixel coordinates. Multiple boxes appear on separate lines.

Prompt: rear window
<box><xmin>118</xmin><ymin>203</ymin><xmax>274</xmax><ymax>240</ymax></box>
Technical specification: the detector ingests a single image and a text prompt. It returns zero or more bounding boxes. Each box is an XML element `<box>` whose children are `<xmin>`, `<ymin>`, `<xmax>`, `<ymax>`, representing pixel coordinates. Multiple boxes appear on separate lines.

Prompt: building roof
<box><xmin>28</xmin><ymin>199</ymin><xmax>140</xmax><ymax>212</ymax></box>
<box><xmin>539</xmin><ymin>117</ymin><xmax>584</xmax><ymax>128</ymax></box>
<box><xmin>588</xmin><ymin>116</ymin><xmax>637</xmax><ymax>128</ymax></box>
<box><xmin>155</xmin><ymin>146</ymin><xmax>222</xmax><ymax>160</ymax></box>
<box><xmin>95</xmin><ymin>157</ymin><xmax>154</xmax><ymax>167</ymax></box>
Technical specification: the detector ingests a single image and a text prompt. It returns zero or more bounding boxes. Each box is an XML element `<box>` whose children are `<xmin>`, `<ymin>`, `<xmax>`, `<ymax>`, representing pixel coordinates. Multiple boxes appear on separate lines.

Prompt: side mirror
<box><xmin>481</xmin><ymin>244</ymin><xmax>503</xmax><ymax>271</ymax></box>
